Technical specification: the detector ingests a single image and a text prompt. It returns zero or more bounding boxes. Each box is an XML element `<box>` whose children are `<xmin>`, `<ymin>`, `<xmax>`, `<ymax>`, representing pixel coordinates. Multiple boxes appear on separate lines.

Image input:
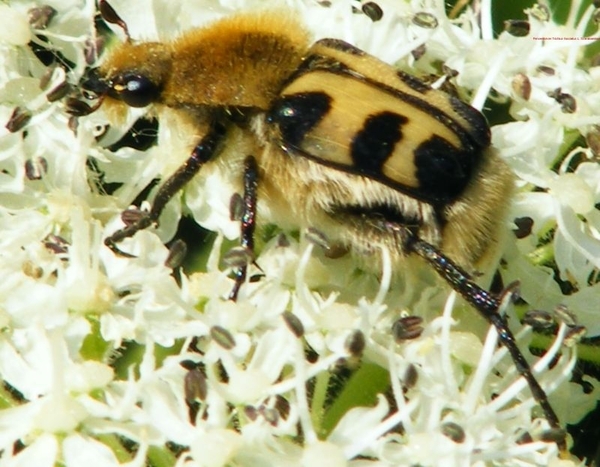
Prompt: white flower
<box><xmin>0</xmin><ymin>0</ymin><xmax>597</xmax><ymax>466</ymax></box>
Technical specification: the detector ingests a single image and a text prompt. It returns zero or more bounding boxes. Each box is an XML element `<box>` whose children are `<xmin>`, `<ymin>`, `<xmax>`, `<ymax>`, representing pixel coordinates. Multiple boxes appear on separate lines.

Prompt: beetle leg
<box><xmin>104</xmin><ymin>121</ymin><xmax>228</xmax><ymax>256</ymax></box>
<box><xmin>399</xmin><ymin>229</ymin><xmax>566</xmax><ymax>450</ymax></box>
<box><xmin>228</xmin><ymin>155</ymin><xmax>259</xmax><ymax>301</ymax></box>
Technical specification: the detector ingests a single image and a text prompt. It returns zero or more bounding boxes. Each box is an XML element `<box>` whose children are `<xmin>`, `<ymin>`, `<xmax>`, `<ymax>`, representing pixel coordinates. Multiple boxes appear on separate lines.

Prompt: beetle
<box><xmin>75</xmin><ymin>0</ymin><xmax>564</xmax><ymax>448</ymax></box>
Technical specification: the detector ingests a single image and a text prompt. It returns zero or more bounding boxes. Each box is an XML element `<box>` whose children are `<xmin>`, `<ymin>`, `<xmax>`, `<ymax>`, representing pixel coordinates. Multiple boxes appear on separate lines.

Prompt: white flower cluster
<box><xmin>0</xmin><ymin>1</ymin><xmax>598</xmax><ymax>466</ymax></box>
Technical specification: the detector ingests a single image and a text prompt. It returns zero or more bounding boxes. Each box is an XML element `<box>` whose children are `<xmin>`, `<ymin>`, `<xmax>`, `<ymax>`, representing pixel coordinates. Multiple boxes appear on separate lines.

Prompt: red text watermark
<box><xmin>532</xmin><ymin>36</ymin><xmax>600</xmax><ymax>41</ymax></box>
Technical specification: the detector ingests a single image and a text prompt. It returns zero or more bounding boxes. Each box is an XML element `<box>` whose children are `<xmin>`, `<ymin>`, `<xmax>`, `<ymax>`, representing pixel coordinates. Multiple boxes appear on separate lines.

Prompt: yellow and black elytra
<box><xmin>272</xmin><ymin>38</ymin><xmax>490</xmax><ymax>203</ymax></box>
<box><xmin>76</xmin><ymin>1</ymin><xmax>564</xmax><ymax>448</ymax></box>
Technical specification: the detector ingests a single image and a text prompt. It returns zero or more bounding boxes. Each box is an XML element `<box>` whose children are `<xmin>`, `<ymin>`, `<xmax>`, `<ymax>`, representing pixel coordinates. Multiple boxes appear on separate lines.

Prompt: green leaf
<box><xmin>319</xmin><ymin>362</ymin><xmax>390</xmax><ymax>438</ymax></box>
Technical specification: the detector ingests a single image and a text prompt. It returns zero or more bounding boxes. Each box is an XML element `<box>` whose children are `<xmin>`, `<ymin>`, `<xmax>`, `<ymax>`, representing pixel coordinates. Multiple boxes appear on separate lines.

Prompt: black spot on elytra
<box><xmin>268</xmin><ymin>92</ymin><xmax>332</xmax><ymax>146</ymax></box>
<box><xmin>351</xmin><ymin>111</ymin><xmax>407</xmax><ymax>177</ymax></box>
<box><xmin>414</xmin><ymin>135</ymin><xmax>476</xmax><ymax>203</ymax></box>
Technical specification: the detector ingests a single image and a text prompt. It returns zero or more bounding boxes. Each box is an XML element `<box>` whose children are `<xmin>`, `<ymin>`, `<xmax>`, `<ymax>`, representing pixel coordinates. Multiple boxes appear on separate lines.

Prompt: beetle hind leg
<box><xmin>397</xmin><ymin>225</ymin><xmax>566</xmax><ymax>451</ymax></box>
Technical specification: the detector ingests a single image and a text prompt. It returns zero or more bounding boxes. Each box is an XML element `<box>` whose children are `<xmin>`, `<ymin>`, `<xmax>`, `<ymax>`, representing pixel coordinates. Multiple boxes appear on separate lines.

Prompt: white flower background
<box><xmin>0</xmin><ymin>0</ymin><xmax>599</xmax><ymax>466</ymax></box>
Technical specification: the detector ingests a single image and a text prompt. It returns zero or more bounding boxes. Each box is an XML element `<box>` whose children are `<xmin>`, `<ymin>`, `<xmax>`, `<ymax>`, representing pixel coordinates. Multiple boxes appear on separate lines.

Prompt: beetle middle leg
<box><xmin>104</xmin><ymin>121</ymin><xmax>228</xmax><ymax>256</ymax></box>
<box><xmin>227</xmin><ymin>156</ymin><xmax>259</xmax><ymax>301</ymax></box>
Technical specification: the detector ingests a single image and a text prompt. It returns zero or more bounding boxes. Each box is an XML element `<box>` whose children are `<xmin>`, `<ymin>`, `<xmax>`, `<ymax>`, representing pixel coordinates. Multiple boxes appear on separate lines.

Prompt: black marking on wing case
<box><xmin>351</xmin><ymin>111</ymin><xmax>407</xmax><ymax>177</ymax></box>
<box><xmin>268</xmin><ymin>92</ymin><xmax>332</xmax><ymax>146</ymax></box>
<box><xmin>414</xmin><ymin>135</ymin><xmax>474</xmax><ymax>202</ymax></box>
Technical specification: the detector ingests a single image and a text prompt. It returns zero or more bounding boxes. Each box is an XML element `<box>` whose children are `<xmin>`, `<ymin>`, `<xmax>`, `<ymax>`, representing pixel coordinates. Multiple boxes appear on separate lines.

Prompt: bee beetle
<box><xmin>79</xmin><ymin>0</ymin><xmax>564</xmax><ymax>447</ymax></box>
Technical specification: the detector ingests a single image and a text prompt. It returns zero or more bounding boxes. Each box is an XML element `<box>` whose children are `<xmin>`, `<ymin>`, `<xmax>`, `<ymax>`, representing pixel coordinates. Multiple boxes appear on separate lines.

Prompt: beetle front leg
<box><xmin>228</xmin><ymin>156</ymin><xmax>259</xmax><ymax>301</ymax></box>
<box><xmin>104</xmin><ymin>121</ymin><xmax>228</xmax><ymax>256</ymax></box>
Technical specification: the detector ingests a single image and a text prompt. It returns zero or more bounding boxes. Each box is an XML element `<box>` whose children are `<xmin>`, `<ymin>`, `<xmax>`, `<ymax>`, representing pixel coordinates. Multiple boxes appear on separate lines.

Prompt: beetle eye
<box><xmin>111</xmin><ymin>73</ymin><xmax>159</xmax><ymax>107</ymax></box>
